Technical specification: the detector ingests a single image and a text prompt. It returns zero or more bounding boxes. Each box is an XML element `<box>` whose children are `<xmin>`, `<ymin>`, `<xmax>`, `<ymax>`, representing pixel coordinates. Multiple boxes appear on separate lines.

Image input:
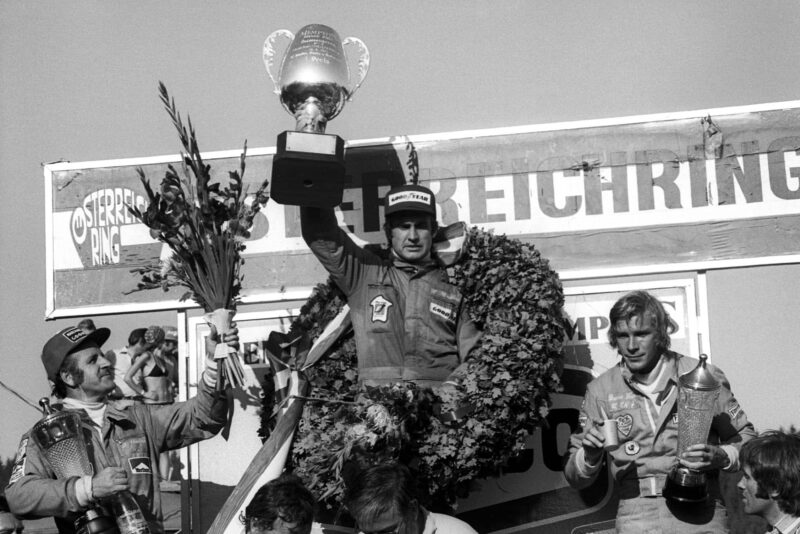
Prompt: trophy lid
<box><xmin>678</xmin><ymin>354</ymin><xmax>720</xmax><ymax>391</ymax></box>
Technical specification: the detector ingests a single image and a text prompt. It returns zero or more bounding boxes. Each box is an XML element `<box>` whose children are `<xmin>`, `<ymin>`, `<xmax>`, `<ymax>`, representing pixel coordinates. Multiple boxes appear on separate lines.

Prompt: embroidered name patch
<box><xmin>370</xmin><ymin>295</ymin><xmax>392</xmax><ymax>323</ymax></box>
<box><xmin>128</xmin><ymin>457</ymin><xmax>153</xmax><ymax>475</ymax></box>
<box><xmin>8</xmin><ymin>437</ymin><xmax>28</xmax><ymax>485</ymax></box>
<box><xmin>430</xmin><ymin>302</ymin><xmax>456</xmax><ymax>322</ymax></box>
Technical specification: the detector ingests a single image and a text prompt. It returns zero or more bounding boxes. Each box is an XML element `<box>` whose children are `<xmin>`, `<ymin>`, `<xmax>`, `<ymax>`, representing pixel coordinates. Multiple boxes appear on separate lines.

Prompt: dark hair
<box><xmin>607</xmin><ymin>290</ymin><xmax>676</xmax><ymax>354</ymax></box>
<box><xmin>344</xmin><ymin>463</ymin><xmax>417</xmax><ymax>528</ymax></box>
<box><xmin>128</xmin><ymin>328</ymin><xmax>147</xmax><ymax>347</ymax></box>
<box><xmin>242</xmin><ymin>474</ymin><xmax>314</xmax><ymax>534</ymax></box>
<box><xmin>0</xmin><ymin>494</ymin><xmax>10</xmax><ymax>513</ymax></box>
<box><xmin>77</xmin><ymin>318</ymin><xmax>96</xmax><ymax>332</ymax></box>
<box><xmin>740</xmin><ymin>429</ymin><xmax>800</xmax><ymax>515</ymax></box>
<box><xmin>52</xmin><ymin>351</ymin><xmax>84</xmax><ymax>398</ymax></box>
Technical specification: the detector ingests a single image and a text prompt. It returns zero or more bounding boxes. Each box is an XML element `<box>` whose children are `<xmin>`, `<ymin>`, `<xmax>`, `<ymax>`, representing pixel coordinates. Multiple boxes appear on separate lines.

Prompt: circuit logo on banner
<box><xmin>69</xmin><ymin>188</ymin><xmax>147</xmax><ymax>266</ymax></box>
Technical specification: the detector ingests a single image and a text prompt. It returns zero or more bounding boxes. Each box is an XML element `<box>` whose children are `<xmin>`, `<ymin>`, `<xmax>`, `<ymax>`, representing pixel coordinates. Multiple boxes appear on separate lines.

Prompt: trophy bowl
<box><xmin>31</xmin><ymin>398</ymin><xmax>94</xmax><ymax>479</ymax></box>
<box><xmin>263</xmin><ymin>24</ymin><xmax>369</xmax><ymax>207</ymax></box>
<box><xmin>663</xmin><ymin>355</ymin><xmax>720</xmax><ymax>504</ymax></box>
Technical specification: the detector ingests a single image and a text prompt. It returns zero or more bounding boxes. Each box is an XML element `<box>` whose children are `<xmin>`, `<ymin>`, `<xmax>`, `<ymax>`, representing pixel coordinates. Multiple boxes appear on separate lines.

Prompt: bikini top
<box><xmin>145</xmin><ymin>360</ymin><xmax>167</xmax><ymax>378</ymax></box>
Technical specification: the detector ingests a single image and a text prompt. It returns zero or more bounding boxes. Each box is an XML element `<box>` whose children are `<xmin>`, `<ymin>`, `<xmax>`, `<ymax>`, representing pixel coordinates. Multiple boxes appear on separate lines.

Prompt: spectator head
<box><xmin>76</xmin><ymin>318</ymin><xmax>96</xmax><ymax>333</ymax></box>
<box><xmin>739</xmin><ymin>429</ymin><xmax>800</xmax><ymax>519</ymax></box>
<box><xmin>344</xmin><ymin>463</ymin><xmax>424</xmax><ymax>534</ymax></box>
<box><xmin>144</xmin><ymin>326</ymin><xmax>165</xmax><ymax>350</ymax></box>
<box><xmin>127</xmin><ymin>328</ymin><xmax>148</xmax><ymax>355</ymax></box>
<box><xmin>242</xmin><ymin>474</ymin><xmax>315</xmax><ymax>534</ymax></box>
<box><xmin>162</xmin><ymin>326</ymin><xmax>178</xmax><ymax>355</ymax></box>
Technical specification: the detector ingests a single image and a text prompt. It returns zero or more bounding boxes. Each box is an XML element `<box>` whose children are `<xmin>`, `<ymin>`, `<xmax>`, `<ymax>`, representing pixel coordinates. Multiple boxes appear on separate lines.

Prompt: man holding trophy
<box><xmin>5</xmin><ymin>325</ymin><xmax>231</xmax><ymax>533</ymax></box>
<box><xmin>564</xmin><ymin>290</ymin><xmax>756</xmax><ymax>533</ymax></box>
<box><xmin>264</xmin><ymin>24</ymin><xmax>481</xmax><ymax>388</ymax></box>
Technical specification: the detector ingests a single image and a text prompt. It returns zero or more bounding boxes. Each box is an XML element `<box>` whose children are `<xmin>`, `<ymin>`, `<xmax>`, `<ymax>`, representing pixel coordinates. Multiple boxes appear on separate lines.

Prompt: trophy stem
<box><xmin>294</xmin><ymin>98</ymin><xmax>327</xmax><ymax>134</ymax></box>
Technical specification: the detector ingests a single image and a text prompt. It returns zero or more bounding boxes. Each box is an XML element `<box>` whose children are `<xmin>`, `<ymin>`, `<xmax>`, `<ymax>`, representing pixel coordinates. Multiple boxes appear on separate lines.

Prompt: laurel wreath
<box><xmin>260</xmin><ymin>227</ymin><xmax>565</xmax><ymax>510</ymax></box>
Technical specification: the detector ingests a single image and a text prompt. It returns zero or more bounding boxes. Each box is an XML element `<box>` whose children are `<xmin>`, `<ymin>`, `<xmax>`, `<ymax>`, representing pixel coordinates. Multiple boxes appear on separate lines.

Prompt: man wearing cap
<box><xmin>5</xmin><ymin>325</ymin><xmax>231</xmax><ymax>533</ymax></box>
<box><xmin>301</xmin><ymin>183</ymin><xmax>480</xmax><ymax>387</ymax></box>
<box><xmin>159</xmin><ymin>326</ymin><xmax>179</xmax><ymax>391</ymax></box>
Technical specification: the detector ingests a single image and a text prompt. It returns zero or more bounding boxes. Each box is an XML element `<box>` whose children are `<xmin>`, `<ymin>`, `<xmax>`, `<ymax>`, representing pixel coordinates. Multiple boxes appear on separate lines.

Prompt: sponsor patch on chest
<box><xmin>430</xmin><ymin>301</ymin><xmax>456</xmax><ymax>323</ymax></box>
<box><xmin>615</xmin><ymin>414</ymin><xmax>634</xmax><ymax>437</ymax></box>
<box><xmin>728</xmin><ymin>401</ymin><xmax>742</xmax><ymax>420</ymax></box>
<box><xmin>607</xmin><ymin>393</ymin><xmax>639</xmax><ymax>412</ymax></box>
<box><xmin>128</xmin><ymin>457</ymin><xmax>153</xmax><ymax>475</ymax></box>
<box><xmin>369</xmin><ymin>295</ymin><xmax>393</xmax><ymax>323</ymax></box>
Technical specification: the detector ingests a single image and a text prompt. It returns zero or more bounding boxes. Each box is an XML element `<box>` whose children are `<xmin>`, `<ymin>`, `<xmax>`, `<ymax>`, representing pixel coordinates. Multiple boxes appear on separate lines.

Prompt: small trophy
<box><xmin>662</xmin><ymin>355</ymin><xmax>721</xmax><ymax>503</ymax></box>
<box><xmin>32</xmin><ymin>399</ymin><xmax>119</xmax><ymax>531</ymax></box>
<box><xmin>263</xmin><ymin>23</ymin><xmax>370</xmax><ymax>207</ymax></box>
<box><xmin>31</xmin><ymin>398</ymin><xmax>94</xmax><ymax>479</ymax></box>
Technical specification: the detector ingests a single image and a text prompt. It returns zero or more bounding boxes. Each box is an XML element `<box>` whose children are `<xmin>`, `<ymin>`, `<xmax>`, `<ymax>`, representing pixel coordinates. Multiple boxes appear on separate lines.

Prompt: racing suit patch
<box><xmin>369</xmin><ymin>295</ymin><xmax>393</xmax><ymax>323</ymax></box>
<box><xmin>624</xmin><ymin>441</ymin><xmax>640</xmax><ymax>456</ymax></box>
<box><xmin>8</xmin><ymin>437</ymin><xmax>28</xmax><ymax>485</ymax></box>
<box><xmin>728</xmin><ymin>401</ymin><xmax>742</xmax><ymax>420</ymax></box>
<box><xmin>128</xmin><ymin>457</ymin><xmax>153</xmax><ymax>475</ymax></box>
<box><xmin>616</xmin><ymin>414</ymin><xmax>633</xmax><ymax>437</ymax></box>
<box><xmin>578</xmin><ymin>413</ymin><xmax>589</xmax><ymax>429</ymax></box>
<box><xmin>430</xmin><ymin>301</ymin><xmax>456</xmax><ymax>323</ymax></box>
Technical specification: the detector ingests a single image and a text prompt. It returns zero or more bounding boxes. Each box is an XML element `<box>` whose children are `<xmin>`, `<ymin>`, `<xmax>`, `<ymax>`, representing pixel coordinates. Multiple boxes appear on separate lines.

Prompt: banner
<box><xmin>45</xmin><ymin>101</ymin><xmax>800</xmax><ymax>316</ymax></box>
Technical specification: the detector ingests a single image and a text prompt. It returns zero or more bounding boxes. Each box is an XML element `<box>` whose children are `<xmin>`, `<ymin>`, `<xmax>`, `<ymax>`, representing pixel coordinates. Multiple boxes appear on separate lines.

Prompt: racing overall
<box><xmin>564</xmin><ymin>352</ymin><xmax>756</xmax><ymax>533</ymax></box>
<box><xmin>301</xmin><ymin>207</ymin><xmax>480</xmax><ymax>386</ymax></box>
<box><xmin>6</xmin><ymin>377</ymin><xmax>227</xmax><ymax>533</ymax></box>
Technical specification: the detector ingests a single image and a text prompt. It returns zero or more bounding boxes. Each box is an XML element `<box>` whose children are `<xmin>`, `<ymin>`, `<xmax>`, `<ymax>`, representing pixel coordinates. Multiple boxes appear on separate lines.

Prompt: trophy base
<box><xmin>271</xmin><ymin>131</ymin><xmax>345</xmax><ymax>207</ymax></box>
<box><xmin>663</xmin><ymin>466</ymin><xmax>709</xmax><ymax>504</ymax></box>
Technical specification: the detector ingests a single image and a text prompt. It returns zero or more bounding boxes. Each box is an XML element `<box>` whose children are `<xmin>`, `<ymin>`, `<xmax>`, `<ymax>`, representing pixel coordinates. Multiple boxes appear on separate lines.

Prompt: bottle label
<box><xmin>117</xmin><ymin>509</ymin><xmax>149</xmax><ymax>534</ymax></box>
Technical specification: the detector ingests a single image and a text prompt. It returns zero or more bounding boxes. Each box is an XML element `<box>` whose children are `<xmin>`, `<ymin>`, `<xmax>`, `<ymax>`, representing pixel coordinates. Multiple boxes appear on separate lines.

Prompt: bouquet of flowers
<box><xmin>128</xmin><ymin>83</ymin><xmax>270</xmax><ymax>388</ymax></box>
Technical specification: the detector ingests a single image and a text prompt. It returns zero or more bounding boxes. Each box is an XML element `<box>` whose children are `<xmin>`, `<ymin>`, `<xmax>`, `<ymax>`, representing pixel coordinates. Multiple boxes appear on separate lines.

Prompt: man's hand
<box><xmin>679</xmin><ymin>443</ymin><xmax>730</xmax><ymax>471</ymax></box>
<box><xmin>581</xmin><ymin>421</ymin><xmax>608</xmax><ymax>466</ymax></box>
<box><xmin>206</xmin><ymin>324</ymin><xmax>240</xmax><ymax>359</ymax></box>
<box><xmin>91</xmin><ymin>467</ymin><xmax>129</xmax><ymax>499</ymax></box>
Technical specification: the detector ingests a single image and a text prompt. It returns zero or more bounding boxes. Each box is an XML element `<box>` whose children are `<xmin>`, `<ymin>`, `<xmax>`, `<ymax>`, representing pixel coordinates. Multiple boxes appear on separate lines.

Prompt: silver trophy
<box><xmin>32</xmin><ymin>398</ymin><xmax>129</xmax><ymax>532</ymax></box>
<box><xmin>263</xmin><ymin>23</ymin><xmax>369</xmax><ymax>207</ymax></box>
<box><xmin>31</xmin><ymin>398</ymin><xmax>94</xmax><ymax>479</ymax></box>
<box><xmin>663</xmin><ymin>355</ymin><xmax>721</xmax><ymax>503</ymax></box>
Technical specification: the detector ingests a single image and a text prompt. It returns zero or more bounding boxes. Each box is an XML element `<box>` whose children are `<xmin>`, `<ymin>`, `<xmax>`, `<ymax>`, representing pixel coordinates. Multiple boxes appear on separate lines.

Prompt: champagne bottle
<box><xmin>74</xmin><ymin>507</ymin><xmax>119</xmax><ymax>534</ymax></box>
<box><xmin>111</xmin><ymin>491</ymin><xmax>151</xmax><ymax>534</ymax></box>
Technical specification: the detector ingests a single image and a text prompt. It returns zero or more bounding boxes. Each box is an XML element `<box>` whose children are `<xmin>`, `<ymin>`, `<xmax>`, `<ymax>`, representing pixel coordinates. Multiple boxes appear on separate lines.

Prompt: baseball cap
<box><xmin>163</xmin><ymin>326</ymin><xmax>178</xmax><ymax>342</ymax></box>
<box><xmin>41</xmin><ymin>326</ymin><xmax>111</xmax><ymax>382</ymax></box>
<box><xmin>384</xmin><ymin>184</ymin><xmax>436</xmax><ymax>217</ymax></box>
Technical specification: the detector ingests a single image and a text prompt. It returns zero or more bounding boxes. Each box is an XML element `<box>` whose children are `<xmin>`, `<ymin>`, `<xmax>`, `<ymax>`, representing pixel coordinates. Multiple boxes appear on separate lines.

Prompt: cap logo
<box><xmin>62</xmin><ymin>327</ymin><xmax>87</xmax><ymax>343</ymax></box>
<box><xmin>387</xmin><ymin>190</ymin><xmax>432</xmax><ymax>207</ymax></box>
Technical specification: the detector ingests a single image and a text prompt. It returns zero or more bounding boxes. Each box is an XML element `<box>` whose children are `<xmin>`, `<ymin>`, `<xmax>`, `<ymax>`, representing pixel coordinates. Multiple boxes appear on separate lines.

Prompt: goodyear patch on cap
<box><xmin>387</xmin><ymin>190</ymin><xmax>432</xmax><ymax>207</ymax></box>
